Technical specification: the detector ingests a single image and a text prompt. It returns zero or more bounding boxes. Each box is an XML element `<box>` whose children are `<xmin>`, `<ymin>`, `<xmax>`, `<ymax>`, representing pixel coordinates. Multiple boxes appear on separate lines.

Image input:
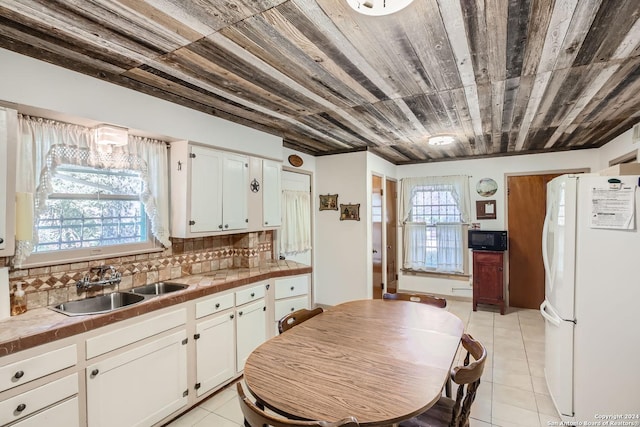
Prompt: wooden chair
<box><xmin>237</xmin><ymin>382</ymin><xmax>359</xmax><ymax>427</ymax></box>
<box><xmin>278</xmin><ymin>307</ymin><xmax>324</xmax><ymax>334</ymax></box>
<box><xmin>398</xmin><ymin>334</ymin><xmax>487</xmax><ymax>427</ymax></box>
<box><xmin>382</xmin><ymin>292</ymin><xmax>447</xmax><ymax>309</ymax></box>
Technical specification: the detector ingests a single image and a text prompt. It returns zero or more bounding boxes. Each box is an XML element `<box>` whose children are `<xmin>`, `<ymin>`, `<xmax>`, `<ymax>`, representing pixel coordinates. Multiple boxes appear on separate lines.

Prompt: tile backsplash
<box><xmin>1</xmin><ymin>231</ymin><xmax>273</xmax><ymax>314</ymax></box>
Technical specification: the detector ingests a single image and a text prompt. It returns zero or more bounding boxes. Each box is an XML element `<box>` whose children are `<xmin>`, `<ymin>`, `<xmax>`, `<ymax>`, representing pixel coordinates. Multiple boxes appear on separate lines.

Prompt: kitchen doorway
<box><xmin>281</xmin><ymin>170</ymin><xmax>312</xmax><ymax>266</ymax></box>
<box><xmin>507</xmin><ymin>172</ymin><xmax>570</xmax><ymax>309</ymax></box>
<box><xmin>372</xmin><ymin>175</ymin><xmax>383</xmax><ymax>299</ymax></box>
<box><xmin>385</xmin><ymin>179</ymin><xmax>398</xmax><ymax>294</ymax></box>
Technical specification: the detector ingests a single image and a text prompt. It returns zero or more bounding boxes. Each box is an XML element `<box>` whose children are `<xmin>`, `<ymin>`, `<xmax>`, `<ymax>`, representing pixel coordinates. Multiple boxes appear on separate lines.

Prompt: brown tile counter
<box><xmin>0</xmin><ymin>260</ymin><xmax>311</xmax><ymax>357</ymax></box>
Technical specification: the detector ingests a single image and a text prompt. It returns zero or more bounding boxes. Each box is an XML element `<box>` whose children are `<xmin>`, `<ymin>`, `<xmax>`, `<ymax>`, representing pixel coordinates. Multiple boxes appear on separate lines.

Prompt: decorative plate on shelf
<box><xmin>288</xmin><ymin>154</ymin><xmax>303</xmax><ymax>167</ymax></box>
<box><xmin>476</xmin><ymin>178</ymin><xmax>498</xmax><ymax>197</ymax></box>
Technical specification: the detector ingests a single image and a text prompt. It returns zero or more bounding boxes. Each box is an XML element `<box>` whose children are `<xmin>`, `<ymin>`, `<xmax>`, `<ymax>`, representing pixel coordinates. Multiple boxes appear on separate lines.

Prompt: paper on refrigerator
<box><xmin>589</xmin><ymin>185</ymin><xmax>635</xmax><ymax>229</ymax></box>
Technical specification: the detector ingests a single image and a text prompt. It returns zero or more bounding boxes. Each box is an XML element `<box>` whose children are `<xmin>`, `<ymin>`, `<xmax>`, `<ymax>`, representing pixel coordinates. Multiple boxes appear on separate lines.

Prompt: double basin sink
<box><xmin>49</xmin><ymin>282</ymin><xmax>188</xmax><ymax>316</ymax></box>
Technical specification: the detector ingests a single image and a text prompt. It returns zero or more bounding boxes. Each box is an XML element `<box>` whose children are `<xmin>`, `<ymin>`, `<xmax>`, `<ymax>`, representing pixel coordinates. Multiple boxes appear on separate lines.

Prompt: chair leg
<box><xmin>445</xmin><ymin>378</ymin><xmax>452</xmax><ymax>398</ymax></box>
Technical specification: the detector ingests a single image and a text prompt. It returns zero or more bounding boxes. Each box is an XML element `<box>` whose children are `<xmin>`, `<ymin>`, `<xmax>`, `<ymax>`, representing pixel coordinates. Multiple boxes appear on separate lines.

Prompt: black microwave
<box><xmin>468</xmin><ymin>230</ymin><xmax>508</xmax><ymax>251</ymax></box>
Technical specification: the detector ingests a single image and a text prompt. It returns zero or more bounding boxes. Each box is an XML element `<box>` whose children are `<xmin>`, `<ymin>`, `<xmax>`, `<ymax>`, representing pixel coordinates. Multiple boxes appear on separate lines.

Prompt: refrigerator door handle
<box><xmin>540</xmin><ymin>300</ymin><xmax>561</xmax><ymax>326</ymax></box>
<box><xmin>542</xmin><ymin>206</ymin><xmax>553</xmax><ymax>288</ymax></box>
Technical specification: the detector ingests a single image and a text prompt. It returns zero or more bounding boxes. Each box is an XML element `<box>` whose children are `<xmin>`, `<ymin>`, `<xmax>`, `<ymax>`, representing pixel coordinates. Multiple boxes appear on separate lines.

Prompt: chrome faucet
<box><xmin>76</xmin><ymin>265</ymin><xmax>122</xmax><ymax>290</ymax></box>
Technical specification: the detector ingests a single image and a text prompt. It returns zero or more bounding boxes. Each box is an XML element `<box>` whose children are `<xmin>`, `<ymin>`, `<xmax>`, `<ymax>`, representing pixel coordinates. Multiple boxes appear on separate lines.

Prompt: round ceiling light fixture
<box><xmin>428</xmin><ymin>135</ymin><xmax>456</xmax><ymax>146</ymax></box>
<box><xmin>346</xmin><ymin>0</ymin><xmax>415</xmax><ymax>16</ymax></box>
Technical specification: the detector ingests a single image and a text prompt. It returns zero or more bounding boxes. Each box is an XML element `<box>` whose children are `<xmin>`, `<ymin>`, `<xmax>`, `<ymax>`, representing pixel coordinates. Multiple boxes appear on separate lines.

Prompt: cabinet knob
<box><xmin>13</xmin><ymin>370</ymin><xmax>24</xmax><ymax>380</ymax></box>
<box><xmin>250</xmin><ymin>292</ymin><xmax>255</xmax><ymax>297</ymax></box>
<box><xmin>290</xmin><ymin>286</ymin><xmax>295</xmax><ymax>291</ymax></box>
<box><xmin>218</xmin><ymin>224</ymin><xmax>223</xmax><ymax>229</ymax></box>
<box><xmin>238</xmin><ymin>311</ymin><xmax>243</xmax><ymax>316</ymax></box>
<box><xmin>91</xmin><ymin>369</ymin><xmax>99</xmax><ymax>377</ymax></box>
<box><xmin>230</xmin><ymin>314</ymin><xmax>235</xmax><ymax>319</ymax></box>
<box><xmin>16</xmin><ymin>403</ymin><xmax>26</xmax><ymax>413</ymax></box>
<box><xmin>215</xmin><ymin>303</ymin><xmax>220</xmax><ymax>309</ymax></box>
<box><xmin>265</xmin><ymin>221</ymin><xmax>268</xmax><ymax>225</ymax></box>
<box><xmin>290</xmin><ymin>307</ymin><xmax>295</xmax><ymax>312</ymax></box>
<box><xmin>224</xmin><ymin>224</ymin><xmax>229</xmax><ymax>229</ymax></box>
<box><xmin>0</xmin><ymin>237</ymin><xmax>4</xmax><ymax>244</ymax></box>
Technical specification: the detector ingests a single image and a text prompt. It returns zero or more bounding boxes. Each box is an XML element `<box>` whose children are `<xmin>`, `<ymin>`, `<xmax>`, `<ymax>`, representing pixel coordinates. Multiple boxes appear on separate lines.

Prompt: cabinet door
<box><xmin>195</xmin><ymin>312</ymin><xmax>235</xmax><ymax>396</ymax></box>
<box><xmin>190</xmin><ymin>145</ymin><xmax>223</xmax><ymax>233</ymax></box>
<box><xmin>262</xmin><ymin>160</ymin><xmax>282</xmax><ymax>227</ymax></box>
<box><xmin>473</xmin><ymin>252</ymin><xmax>504</xmax><ymax>300</ymax></box>
<box><xmin>86</xmin><ymin>331</ymin><xmax>188</xmax><ymax>427</ymax></box>
<box><xmin>222</xmin><ymin>153</ymin><xmax>248</xmax><ymax>231</ymax></box>
<box><xmin>236</xmin><ymin>300</ymin><xmax>266</xmax><ymax>372</ymax></box>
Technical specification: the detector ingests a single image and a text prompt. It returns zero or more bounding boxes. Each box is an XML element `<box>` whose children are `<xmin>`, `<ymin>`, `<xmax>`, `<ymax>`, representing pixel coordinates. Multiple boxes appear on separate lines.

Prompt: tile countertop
<box><xmin>0</xmin><ymin>260</ymin><xmax>312</xmax><ymax>357</ymax></box>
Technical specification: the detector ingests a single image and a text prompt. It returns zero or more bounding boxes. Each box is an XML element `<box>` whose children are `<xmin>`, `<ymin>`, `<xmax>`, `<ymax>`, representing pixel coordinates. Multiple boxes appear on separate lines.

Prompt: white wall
<box><xmin>0</xmin><ymin>48</ymin><xmax>283</xmax><ymax>159</ymax></box>
<box><xmin>315</xmin><ymin>151</ymin><xmax>368</xmax><ymax>305</ymax></box>
<box><xmin>396</xmin><ymin>148</ymin><xmax>600</xmax><ymax>297</ymax></box>
<box><xmin>597</xmin><ymin>128</ymin><xmax>639</xmax><ymax>169</ymax></box>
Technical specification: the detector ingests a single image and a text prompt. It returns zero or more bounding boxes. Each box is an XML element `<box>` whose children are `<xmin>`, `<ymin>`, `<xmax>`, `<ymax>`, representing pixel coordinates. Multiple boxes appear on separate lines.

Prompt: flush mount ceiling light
<box><xmin>94</xmin><ymin>124</ymin><xmax>128</xmax><ymax>146</ymax></box>
<box><xmin>346</xmin><ymin>0</ymin><xmax>415</xmax><ymax>16</ymax></box>
<box><xmin>428</xmin><ymin>135</ymin><xmax>456</xmax><ymax>146</ymax></box>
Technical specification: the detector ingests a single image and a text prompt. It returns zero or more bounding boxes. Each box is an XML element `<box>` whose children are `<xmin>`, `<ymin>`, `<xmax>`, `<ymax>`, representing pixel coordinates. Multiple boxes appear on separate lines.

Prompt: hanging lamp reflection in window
<box><xmin>346</xmin><ymin>0</ymin><xmax>415</xmax><ymax>16</ymax></box>
<box><xmin>94</xmin><ymin>124</ymin><xmax>128</xmax><ymax>146</ymax></box>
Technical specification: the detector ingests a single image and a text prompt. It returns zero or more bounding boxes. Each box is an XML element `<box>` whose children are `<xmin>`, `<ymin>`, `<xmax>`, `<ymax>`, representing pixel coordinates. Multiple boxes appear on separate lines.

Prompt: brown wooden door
<box><xmin>385</xmin><ymin>179</ymin><xmax>398</xmax><ymax>293</ymax></box>
<box><xmin>507</xmin><ymin>174</ymin><xmax>562</xmax><ymax>309</ymax></box>
<box><xmin>372</xmin><ymin>175</ymin><xmax>383</xmax><ymax>299</ymax></box>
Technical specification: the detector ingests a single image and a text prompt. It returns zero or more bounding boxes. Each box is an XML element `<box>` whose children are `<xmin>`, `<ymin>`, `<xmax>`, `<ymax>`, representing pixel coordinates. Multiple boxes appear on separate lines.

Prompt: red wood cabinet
<box><xmin>472</xmin><ymin>250</ymin><xmax>505</xmax><ymax>315</ymax></box>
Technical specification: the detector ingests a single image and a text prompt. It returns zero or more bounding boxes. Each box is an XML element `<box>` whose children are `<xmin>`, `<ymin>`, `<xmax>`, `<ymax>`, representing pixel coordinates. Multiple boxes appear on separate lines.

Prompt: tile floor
<box><xmin>165</xmin><ymin>299</ymin><xmax>560</xmax><ymax>427</ymax></box>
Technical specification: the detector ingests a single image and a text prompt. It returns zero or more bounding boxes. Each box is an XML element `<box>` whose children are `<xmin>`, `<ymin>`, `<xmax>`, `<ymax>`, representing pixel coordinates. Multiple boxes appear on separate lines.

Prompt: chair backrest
<box><xmin>237</xmin><ymin>382</ymin><xmax>359</xmax><ymax>427</ymax></box>
<box><xmin>449</xmin><ymin>334</ymin><xmax>487</xmax><ymax>427</ymax></box>
<box><xmin>382</xmin><ymin>292</ymin><xmax>447</xmax><ymax>308</ymax></box>
<box><xmin>278</xmin><ymin>307</ymin><xmax>324</xmax><ymax>334</ymax></box>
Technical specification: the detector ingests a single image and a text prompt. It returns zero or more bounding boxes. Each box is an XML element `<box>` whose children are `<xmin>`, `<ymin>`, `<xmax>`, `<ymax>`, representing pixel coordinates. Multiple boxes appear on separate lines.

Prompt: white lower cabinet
<box><xmin>235</xmin><ymin>298</ymin><xmax>266</xmax><ymax>373</ymax></box>
<box><xmin>273</xmin><ymin>275</ymin><xmax>310</xmax><ymax>334</ymax></box>
<box><xmin>86</xmin><ymin>331</ymin><xmax>188</xmax><ymax>427</ymax></box>
<box><xmin>195</xmin><ymin>311</ymin><xmax>235</xmax><ymax>397</ymax></box>
<box><xmin>11</xmin><ymin>397</ymin><xmax>79</xmax><ymax>427</ymax></box>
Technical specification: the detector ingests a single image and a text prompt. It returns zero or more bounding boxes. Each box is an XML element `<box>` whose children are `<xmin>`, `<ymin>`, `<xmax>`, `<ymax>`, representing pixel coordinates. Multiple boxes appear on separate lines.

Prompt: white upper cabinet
<box><xmin>262</xmin><ymin>159</ymin><xmax>282</xmax><ymax>228</ymax></box>
<box><xmin>0</xmin><ymin>107</ymin><xmax>17</xmax><ymax>256</ymax></box>
<box><xmin>170</xmin><ymin>141</ymin><xmax>249</xmax><ymax>237</ymax></box>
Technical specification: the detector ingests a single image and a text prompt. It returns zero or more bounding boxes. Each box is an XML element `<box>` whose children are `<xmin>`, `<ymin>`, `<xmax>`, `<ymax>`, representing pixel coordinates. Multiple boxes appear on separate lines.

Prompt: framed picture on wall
<box><xmin>476</xmin><ymin>200</ymin><xmax>497</xmax><ymax>220</ymax></box>
<box><xmin>340</xmin><ymin>203</ymin><xmax>360</xmax><ymax>221</ymax></box>
<box><xmin>319</xmin><ymin>194</ymin><xmax>338</xmax><ymax>211</ymax></box>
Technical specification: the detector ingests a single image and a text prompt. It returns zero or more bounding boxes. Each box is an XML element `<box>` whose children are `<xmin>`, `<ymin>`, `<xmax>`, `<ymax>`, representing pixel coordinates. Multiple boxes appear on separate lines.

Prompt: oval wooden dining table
<box><xmin>243</xmin><ymin>299</ymin><xmax>465</xmax><ymax>426</ymax></box>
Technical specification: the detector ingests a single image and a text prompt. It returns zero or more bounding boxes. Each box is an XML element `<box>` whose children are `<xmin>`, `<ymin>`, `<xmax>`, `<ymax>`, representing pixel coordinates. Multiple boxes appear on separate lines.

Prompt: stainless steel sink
<box><xmin>50</xmin><ymin>292</ymin><xmax>146</xmax><ymax>316</ymax></box>
<box><xmin>129</xmin><ymin>282</ymin><xmax>188</xmax><ymax>295</ymax></box>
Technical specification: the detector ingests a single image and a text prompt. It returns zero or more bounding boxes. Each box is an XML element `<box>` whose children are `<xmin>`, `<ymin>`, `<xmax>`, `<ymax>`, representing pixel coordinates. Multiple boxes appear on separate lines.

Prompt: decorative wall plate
<box><xmin>476</xmin><ymin>178</ymin><xmax>498</xmax><ymax>197</ymax></box>
<box><xmin>288</xmin><ymin>154</ymin><xmax>303</xmax><ymax>167</ymax></box>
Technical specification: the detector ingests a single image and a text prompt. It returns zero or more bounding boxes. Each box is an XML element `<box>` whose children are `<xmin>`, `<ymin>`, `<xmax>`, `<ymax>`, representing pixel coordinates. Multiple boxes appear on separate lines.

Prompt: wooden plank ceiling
<box><xmin>1</xmin><ymin>0</ymin><xmax>640</xmax><ymax>164</ymax></box>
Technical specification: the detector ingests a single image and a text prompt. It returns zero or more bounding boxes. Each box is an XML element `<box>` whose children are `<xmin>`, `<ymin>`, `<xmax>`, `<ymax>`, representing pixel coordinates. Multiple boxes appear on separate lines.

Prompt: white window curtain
<box><xmin>436</xmin><ymin>223</ymin><xmax>464</xmax><ymax>272</ymax></box>
<box><xmin>280</xmin><ymin>190</ymin><xmax>311</xmax><ymax>255</ymax></box>
<box><xmin>400</xmin><ymin>175</ymin><xmax>470</xmax><ymax>273</ymax></box>
<box><xmin>13</xmin><ymin>115</ymin><xmax>171</xmax><ymax>267</ymax></box>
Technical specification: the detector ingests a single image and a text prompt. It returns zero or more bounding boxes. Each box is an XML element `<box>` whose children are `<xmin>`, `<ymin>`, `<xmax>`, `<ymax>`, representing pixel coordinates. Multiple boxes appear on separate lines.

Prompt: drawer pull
<box><xmin>16</xmin><ymin>403</ymin><xmax>26</xmax><ymax>412</ymax></box>
<box><xmin>250</xmin><ymin>292</ymin><xmax>255</xmax><ymax>297</ymax></box>
<box><xmin>238</xmin><ymin>311</ymin><xmax>243</xmax><ymax>316</ymax></box>
<box><xmin>215</xmin><ymin>303</ymin><xmax>220</xmax><ymax>309</ymax></box>
<box><xmin>91</xmin><ymin>369</ymin><xmax>99</xmax><ymax>377</ymax></box>
<box><xmin>290</xmin><ymin>307</ymin><xmax>295</xmax><ymax>312</ymax></box>
<box><xmin>290</xmin><ymin>286</ymin><xmax>295</xmax><ymax>291</ymax></box>
<box><xmin>13</xmin><ymin>370</ymin><xmax>24</xmax><ymax>379</ymax></box>
<box><xmin>230</xmin><ymin>314</ymin><xmax>235</xmax><ymax>319</ymax></box>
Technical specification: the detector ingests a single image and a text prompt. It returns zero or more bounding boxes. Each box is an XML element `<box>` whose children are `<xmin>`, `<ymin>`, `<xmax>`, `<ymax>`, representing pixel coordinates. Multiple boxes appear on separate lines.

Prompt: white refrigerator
<box><xmin>540</xmin><ymin>173</ymin><xmax>640</xmax><ymax>423</ymax></box>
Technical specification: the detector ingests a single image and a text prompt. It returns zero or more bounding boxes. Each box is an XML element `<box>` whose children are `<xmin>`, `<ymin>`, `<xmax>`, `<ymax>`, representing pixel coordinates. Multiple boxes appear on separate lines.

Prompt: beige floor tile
<box><xmin>492</xmin><ymin>401</ymin><xmax>541</xmax><ymax>427</ymax></box>
<box><xmin>198</xmin><ymin>382</ymin><xmax>239</xmax><ymax>412</ymax></box>
<box><xmin>470</xmin><ymin>397</ymin><xmax>492</xmax><ymax>423</ymax></box>
<box><xmin>528</xmin><ymin>360</ymin><xmax>545</xmax><ymax>378</ymax></box>
<box><xmin>493</xmin><ymin>326</ymin><xmax>524</xmax><ymax>340</ymax></box>
<box><xmin>469</xmin><ymin>418</ymin><xmax>493</xmax><ymax>427</ymax></box>
<box><xmin>493</xmin><ymin>369</ymin><xmax>533</xmax><ymax>392</ymax></box>
<box><xmin>493</xmin><ymin>343</ymin><xmax>527</xmax><ymax>360</ymax></box>
<box><xmin>165</xmin><ymin>407</ymin><xmax>211</xmax><ymax>427</ymax></box>
<box><xmin>475</xmin><ymin>380</ymin><xmax>493</xmax><ymax>402</ymax></box>
<box><xmin>493</xmin><ymin>355</ymin><xmax>530</xmax><ymax>375</ymax></box>
<box><xmin>531</xmin><ymin>375</ymin><xmax>549</xmax><ymax>395</ymax></box>
<box><xmin>522</xmin><ymin>328</ymin><xmax>545</xmax><ymax>344</ymax></box>
<box><xmin>193</xmin><ymin>412</ymin><xmax>241</xmax><ymax>427</ymax></box>
<box><xmin>213</xmin><ymin>394</ymin><xmax>245</xmax><ymax>425</ymax></box>
<box><xmin>492</xmin><ymin>383</ymin><xmax>537</xmax><ymax>411</ymax></box>
<box><xmin>526</xmin><ymin>347</ymin><xmax>545</xmax><ymax>363</ymax></box>
<box><xmin>538</xmin><ymin>412</ymin><xmax>562</xmax><ymax>427</ymax></box>
<box><xmin>466</xmin><ymin>324</ymin><xmax>494</xmax><ymax>342</ymax></box>
<box><xmin>535</xmin><ymin>392</ymin><xmax>558</xmax><ymax>417</ymax></box>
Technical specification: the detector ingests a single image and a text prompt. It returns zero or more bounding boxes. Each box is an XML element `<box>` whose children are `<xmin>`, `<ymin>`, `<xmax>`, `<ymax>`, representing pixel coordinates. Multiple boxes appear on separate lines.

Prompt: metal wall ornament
<box><xmin>250</xmin><ymin>179</ymin><xmax>260</xmax><ymax>193</ymax></box>
<box><xmin>340</xmin><ymin>203</ymin><xmax>360</xmax><ymax>221</ymax></box>
<box><xmin>319</xmin><ymin>194</ymin><xmax>338</xmax><ymax>211</ymax></box>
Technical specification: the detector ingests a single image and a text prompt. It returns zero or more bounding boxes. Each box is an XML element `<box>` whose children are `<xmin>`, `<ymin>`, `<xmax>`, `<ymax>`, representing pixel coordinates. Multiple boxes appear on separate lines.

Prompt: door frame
<box><xmin>503</xmin><ymin>168</ymin><xmax>589</xmax><ymax>307</ymax></box>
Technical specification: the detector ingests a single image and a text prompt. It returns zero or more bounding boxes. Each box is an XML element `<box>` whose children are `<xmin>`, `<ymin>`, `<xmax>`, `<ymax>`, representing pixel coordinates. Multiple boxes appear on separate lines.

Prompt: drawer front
<box><xmin>196</xmin><ymin>292</ymin><xmax>234</xmax><ymax>319</ymax></box>
<box><xmin>12</xmin><ymin>397</ymin><xmax>79</xmax><ymax>427</ymax></box>
<box><xmin>274</xmin><ymin>296</ymin><xmax>309</xmax><ymax>321</ymax></box>
<box><xmin>0</xmin><ymin>373</ymin><xmax>78</xmax><ymax>426</ymax></box>
<box><xmin>235</xmin><ymin>284</ymin><xmax>266</xmax><ymax>306</ymax></box>
<box><xmin>275</xmin><ymin>276</ymin><xmax>309</xmax><ymax>300</ymax></box>
<box><xmin>86</xmin><ymin>308</ymin><xmax>186</xmax><ymax>359</ymax></box>
<box><xmin>0</xmin><ymin>345</ymin><xmax>76</xmax><ymax>393</ymax></box>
